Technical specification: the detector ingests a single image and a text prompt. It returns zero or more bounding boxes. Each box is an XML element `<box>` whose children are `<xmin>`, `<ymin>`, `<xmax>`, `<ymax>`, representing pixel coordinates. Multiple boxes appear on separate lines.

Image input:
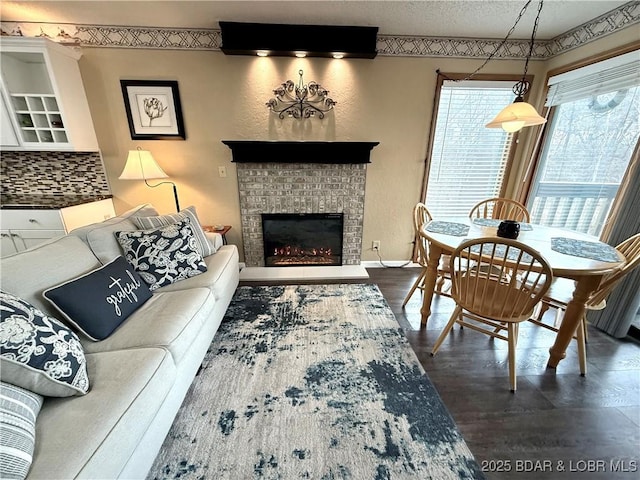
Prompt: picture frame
<box><xmin>120</xmin><ymin>80</ymin><xmax>186</xmax><ymax>140</ymax></box>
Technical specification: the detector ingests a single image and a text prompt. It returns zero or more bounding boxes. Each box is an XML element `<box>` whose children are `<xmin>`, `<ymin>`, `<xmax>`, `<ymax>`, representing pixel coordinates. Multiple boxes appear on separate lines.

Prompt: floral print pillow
<box><xmin>0</xmin><ymin>291</ymin><xmax>89</xmax><ymax>397</ymax></box>
<box><xmin>115</xmin><ymin>219</ymin><xmax>208</xmax><ymax>290</ymax></box>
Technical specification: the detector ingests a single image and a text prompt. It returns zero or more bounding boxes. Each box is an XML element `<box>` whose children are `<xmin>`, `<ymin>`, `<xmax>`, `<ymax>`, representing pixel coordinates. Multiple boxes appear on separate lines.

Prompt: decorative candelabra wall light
<box><xmin>266</xmin><ymin>70</ymin><xmax>336</xmax><ymax>119</ymax></box>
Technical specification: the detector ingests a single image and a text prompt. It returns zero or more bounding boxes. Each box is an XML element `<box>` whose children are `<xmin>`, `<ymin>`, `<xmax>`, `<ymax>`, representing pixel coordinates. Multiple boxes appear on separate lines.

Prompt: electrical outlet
<box><xmin>372</xmin><ymin>240</ymin><xmax>381</xmax><ymax>250</ymax></box>
<box><xmin>218</xmin><ymin>166</ymin><xmax>227</xmax><ymax>178</ymax></box>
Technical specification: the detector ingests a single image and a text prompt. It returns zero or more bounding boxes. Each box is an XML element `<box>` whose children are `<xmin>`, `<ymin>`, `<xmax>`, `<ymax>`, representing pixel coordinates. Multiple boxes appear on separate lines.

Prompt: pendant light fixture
<box><xmin>486</xmin><ymin>0</ymin><xmax>547</xmax><ymax>132</ymax></box>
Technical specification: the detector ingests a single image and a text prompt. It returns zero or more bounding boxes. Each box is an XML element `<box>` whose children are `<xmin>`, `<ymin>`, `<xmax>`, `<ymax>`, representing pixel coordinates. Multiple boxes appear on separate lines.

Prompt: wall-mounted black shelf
<box><xmin>220</xmin><ymin>22</ymin><xmax>378</xmax><ymax>59</ymax></box>
<box><xmin>222</xmin><ymin>141</ymin><xmax>379</xmax><ymax>164</ymax></box>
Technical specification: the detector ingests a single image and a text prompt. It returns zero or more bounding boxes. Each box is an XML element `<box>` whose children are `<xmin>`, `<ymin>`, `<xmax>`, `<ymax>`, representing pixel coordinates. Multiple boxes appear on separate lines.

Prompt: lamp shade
<box><xmin>486</xmin><ymin>99</ymin><xmax>547</xmax><ymax>132</ymax></box>
<box><xmin>119</xmin><ymin>149</ymin><xmax>169</xmax><ymax>180</ymax></box>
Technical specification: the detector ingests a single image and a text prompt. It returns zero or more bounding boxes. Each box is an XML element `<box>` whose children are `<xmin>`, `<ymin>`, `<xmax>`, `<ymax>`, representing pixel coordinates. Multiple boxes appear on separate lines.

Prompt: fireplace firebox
<box><xmin>262</xmin><ymin>213</ymin><xmax>343</xmax><ymax>267</ymax></box>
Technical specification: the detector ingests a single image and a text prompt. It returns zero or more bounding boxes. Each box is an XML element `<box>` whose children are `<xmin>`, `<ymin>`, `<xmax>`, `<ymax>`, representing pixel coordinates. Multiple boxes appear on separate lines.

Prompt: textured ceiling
<box><xmin>0</xmin><ymin>1</ymin><xmax>632</xmax><ymax>40</ymax></box>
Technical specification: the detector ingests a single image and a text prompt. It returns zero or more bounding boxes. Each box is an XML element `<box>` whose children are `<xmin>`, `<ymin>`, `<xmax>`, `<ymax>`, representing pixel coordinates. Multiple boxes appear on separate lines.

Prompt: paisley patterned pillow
<box><xmin>0</xmin><ymin>291</ymin><xmax>89</xmax><ymax>397</ymax></box>
<box><xmin>115</xmin><ymin>218</ymin><xmax>208</xmax><ymax>290</ymax></box>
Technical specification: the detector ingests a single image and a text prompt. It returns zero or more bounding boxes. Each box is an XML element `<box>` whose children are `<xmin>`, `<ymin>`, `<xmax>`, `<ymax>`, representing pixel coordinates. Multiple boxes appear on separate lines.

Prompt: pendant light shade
<box><xmin>484</xmin><ymin>0</ymin><xmax>547</xmax><ymax>133</ymax></box>
<box><xmin>486</xmin><ymin>98</ymin><xmax>547</xmax><ymax>132</ymax></box>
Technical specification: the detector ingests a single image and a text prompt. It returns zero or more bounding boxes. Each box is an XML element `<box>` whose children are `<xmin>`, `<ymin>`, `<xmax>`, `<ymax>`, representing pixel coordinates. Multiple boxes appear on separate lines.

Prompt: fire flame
<box><xmin>273</xmin><ymin>246</ymin><xmax>332</xmax><ymax>257</ymax></box>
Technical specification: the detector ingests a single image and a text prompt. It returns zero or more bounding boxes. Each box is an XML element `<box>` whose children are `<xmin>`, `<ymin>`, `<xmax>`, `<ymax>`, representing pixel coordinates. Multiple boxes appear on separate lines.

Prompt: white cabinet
<box><xmin>0</xmin><ymin>232</ymin><xmax>19</xmax><ymax>256</ymax></box>
<box><xmin>0</xmin><ymin>198</ymin><xmax>115</xmax><ymax>257</ymax></box>
<box><xmin>0</xmin><ymin>94</ymin><xmax>19</xmax><ymax>146</ymax></box>
<box><xmin>1</xmin><ymin>229</ymin><xmax>66</xmax><ymax>252</ymax></box>
<box><xmin>0</xmin><ymin>209</ymin><xmax>65</xmax><ymax>256</ymax></box>
<box><xmin>59</xmin><ymin>198</ymin><xmax>116</xmax><ymax>232</ymax></box>
<box><xmin>0</xmin><ymin>37</ymin><xmax>98</xmax><ymax>151</ymax></box>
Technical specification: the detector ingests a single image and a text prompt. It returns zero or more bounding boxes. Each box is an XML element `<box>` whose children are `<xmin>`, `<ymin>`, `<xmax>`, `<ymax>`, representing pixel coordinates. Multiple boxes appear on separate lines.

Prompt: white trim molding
<box><xmin>0</xmin><ymin>23</ymin><xmax>222</xmax><ymax>50</ymax></box>
<box><xmin>1</xmin><ymin>2</ymin><xmax>638</xmax><ymax>59</ymax></box>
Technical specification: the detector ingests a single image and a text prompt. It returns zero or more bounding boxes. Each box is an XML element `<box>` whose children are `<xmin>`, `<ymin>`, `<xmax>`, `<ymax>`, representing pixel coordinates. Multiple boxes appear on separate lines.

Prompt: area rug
<box><xmin>147</xmin><ymin>284</ymin><xmax>484</xmax><ymax>479</ymax></box>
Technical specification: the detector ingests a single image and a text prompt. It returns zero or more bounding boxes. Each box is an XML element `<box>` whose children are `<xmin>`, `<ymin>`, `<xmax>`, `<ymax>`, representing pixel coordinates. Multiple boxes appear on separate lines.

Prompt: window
<box><xmin>424</xmin><ymin>79</ymin><xmax>519</xmax><ymax>217</ymax></box>
<box><xmin>527</xmin><ymin>50</ymin><xmax>640</xmax><ymax>236</ymax></box>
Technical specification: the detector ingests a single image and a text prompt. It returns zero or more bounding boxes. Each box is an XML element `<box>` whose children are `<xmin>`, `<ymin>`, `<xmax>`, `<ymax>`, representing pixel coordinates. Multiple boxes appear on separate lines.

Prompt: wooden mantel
<box><xmin>222</xmin><ymin>140</ymin><xmax>379</xmax><ymax>164</ymax></box>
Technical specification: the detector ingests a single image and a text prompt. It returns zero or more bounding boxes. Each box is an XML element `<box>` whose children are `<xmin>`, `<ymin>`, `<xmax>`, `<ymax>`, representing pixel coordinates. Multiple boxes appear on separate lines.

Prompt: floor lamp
<box><xmin>119</xmin><ymin>147</ymin><xmax>181</xmax><ymax>212</ymax></box>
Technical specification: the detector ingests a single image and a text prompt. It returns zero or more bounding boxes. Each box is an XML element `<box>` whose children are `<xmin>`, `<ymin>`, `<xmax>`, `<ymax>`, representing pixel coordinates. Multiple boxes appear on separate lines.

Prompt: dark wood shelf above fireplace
<box><xmin>222</xmin><ymin>141</ymin><xmax>380</xmax><ymax>164</ymax></box>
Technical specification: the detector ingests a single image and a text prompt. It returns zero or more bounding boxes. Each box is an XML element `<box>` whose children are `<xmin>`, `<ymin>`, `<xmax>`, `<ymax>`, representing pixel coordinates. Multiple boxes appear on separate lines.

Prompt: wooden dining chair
<box><xmin>403</xmin><ymin>203</ymin><xmax>433</xmax><ymax>306</ymax></box>
<box><xmin>403</xmin><ymin>203</ymin><xmax>455</xmax><ymax>307</ymax></box>
<box><xmin>431</xmin><ymin>238</ymin><xmax>553</xmax><ymax>392</ymax></box>
<box><xmin>529</xmin><ymin>232</ymin><xmax>640</xmax><ymax>376</ymax></box>
<box><xmin>468</xmin><ymin>197</ymin><xmax>531</xmax><ymax>222</ymax></box>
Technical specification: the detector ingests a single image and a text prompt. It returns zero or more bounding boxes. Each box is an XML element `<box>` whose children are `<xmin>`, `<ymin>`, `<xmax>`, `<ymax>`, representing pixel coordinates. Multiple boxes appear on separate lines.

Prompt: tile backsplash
<box><xmin>1</xmin><ymin>151</ymin><xmax>110</xmax><ymax>195</ymax></box>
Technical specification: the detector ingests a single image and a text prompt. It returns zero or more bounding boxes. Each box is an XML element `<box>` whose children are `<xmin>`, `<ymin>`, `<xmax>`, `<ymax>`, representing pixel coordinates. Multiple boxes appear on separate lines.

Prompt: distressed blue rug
<box><xmin>148</xmin><ymin>284</ymin><xmax>484</xmax><ymax>479</ymax></box>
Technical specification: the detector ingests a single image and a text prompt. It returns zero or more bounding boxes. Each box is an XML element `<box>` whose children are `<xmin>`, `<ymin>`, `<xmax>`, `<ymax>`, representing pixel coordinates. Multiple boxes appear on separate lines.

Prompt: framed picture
<box><xmin>120</xmin><ymin>80</ymin><xmax>185</xmax><ymax>140</ymax></box>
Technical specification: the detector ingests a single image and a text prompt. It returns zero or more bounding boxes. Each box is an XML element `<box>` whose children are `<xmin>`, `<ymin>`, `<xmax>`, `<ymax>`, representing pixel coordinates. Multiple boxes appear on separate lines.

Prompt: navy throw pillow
<box><xmin>43</xmin><ymin>256</ymin><xmax>152</xmax><ymax>341</ymax></box>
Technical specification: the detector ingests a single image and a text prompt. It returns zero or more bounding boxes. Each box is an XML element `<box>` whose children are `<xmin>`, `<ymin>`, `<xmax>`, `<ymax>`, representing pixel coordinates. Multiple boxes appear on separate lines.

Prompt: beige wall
<box><xmin>78</xmin><ymin>29</ymin><xmax>633</xmax><ymax>263</ymax></box>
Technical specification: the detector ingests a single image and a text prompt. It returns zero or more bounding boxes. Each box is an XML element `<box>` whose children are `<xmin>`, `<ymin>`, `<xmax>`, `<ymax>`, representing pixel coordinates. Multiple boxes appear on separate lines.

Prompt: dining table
<box><xmin>419</xmin><ymin>217</ymin><xmax>626</xmax><ymax>369</ymax></box>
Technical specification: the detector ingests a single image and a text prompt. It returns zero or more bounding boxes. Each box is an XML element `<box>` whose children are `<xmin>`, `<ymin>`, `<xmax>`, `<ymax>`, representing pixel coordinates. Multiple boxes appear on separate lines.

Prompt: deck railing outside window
<box><xmin>529</xmin><ymin>182</ymin><xmax>619</xmax><ymax>236</ymax></box>
<box><xmin>528</xmin><ymin>85</ymin><xmax>639</xmax><ymax>237</ymax></box>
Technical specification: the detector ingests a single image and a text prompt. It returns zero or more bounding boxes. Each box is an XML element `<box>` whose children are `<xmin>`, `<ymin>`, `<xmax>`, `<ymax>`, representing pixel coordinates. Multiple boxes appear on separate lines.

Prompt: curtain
<box><xmin>589</xmin><ymin>147</ymin><xmax>640</xmax><ymax>337</ymax></box>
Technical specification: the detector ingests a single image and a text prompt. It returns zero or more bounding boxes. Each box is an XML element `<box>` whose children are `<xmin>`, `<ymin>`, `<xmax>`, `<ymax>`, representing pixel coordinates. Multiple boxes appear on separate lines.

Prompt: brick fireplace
<box><xmin>224</xmin><ymin>141</ymin><xmax>378</xmax><ymax>268</ymax></box>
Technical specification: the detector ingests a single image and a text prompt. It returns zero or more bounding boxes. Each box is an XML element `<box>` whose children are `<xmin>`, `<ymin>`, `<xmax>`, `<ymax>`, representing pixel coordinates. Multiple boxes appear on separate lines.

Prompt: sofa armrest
<box><xmin>204</xmin><ymin>231</ymin><xmax>223</xmax><ymax>253</ymax></box>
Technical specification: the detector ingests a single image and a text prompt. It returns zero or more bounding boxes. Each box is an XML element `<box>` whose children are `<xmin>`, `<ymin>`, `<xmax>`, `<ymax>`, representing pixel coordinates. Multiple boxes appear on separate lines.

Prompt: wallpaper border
<box><xmin>1</xmin><ymin>2</ymin><xmax>638</xmax><ymax>59</ymax></box>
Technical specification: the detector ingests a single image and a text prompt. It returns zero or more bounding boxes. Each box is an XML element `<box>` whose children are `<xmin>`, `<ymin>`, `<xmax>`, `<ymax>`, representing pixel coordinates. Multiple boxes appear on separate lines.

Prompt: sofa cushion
<box><xmin>43</xmin><ymin>256</ymin><xmax>152</xmax><ymax>341</ymax></box>
<box><xmin>81</xmin><ymin>287</ymin><xmax>215</xmax><ymax>365</ymax></box>
<box><xmin>27</xmin><ymin>347</ymin><xmax>175</xmax><ymax>480</ymax></box>
<box><xmin>0</xmin><ymin>291</ymin><xmax>89</xmax><ymax>397</ymax></box>
<box><xmin>132</xmin><ymin>205</ymin><xmax>217</xmax><ymax>256</ymax></box>
<box><xmin>115</xmin><ymin>219</ymin><xmax>208</xmax><ymax>291</ymax></box>
<box><xmin>0</xmin><ymin>235</ymin><xmax>101</xmax><ymax>317</ymax></box>
<box><xmin>0</xmin><ymin>382</ymin><xmax>43</xmax><ymax>480</ymax></box>
<box><xmin>69</xmin><ymin>204</ymin><xmax>159</xmax><ymax>264</ymax></box>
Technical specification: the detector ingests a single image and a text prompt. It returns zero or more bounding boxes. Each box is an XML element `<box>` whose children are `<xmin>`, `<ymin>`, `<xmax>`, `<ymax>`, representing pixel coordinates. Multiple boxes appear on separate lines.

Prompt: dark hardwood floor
<box><xmin>241</xmin><ymin>267</ymin><xmax>640</xmax><ymax>479</ymax></box>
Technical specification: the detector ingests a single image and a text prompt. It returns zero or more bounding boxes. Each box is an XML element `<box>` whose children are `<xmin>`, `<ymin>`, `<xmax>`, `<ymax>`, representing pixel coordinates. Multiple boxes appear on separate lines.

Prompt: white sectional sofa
<box><xmin>0</xmin><ymin>204</ymin><xmax>240</xmax><ymax>479</ymax></box>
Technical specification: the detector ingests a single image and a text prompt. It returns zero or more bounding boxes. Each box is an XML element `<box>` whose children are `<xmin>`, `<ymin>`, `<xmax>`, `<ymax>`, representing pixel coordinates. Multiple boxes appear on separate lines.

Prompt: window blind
<box><xmin>546</xmin><ymin>49</ymin><xmax>640</xmax><ymax>107</ymax></box>
<box><xmin>425</xmin><ymin>82</ymin><xmax>516</xmax><ymax>217</ymax></box>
